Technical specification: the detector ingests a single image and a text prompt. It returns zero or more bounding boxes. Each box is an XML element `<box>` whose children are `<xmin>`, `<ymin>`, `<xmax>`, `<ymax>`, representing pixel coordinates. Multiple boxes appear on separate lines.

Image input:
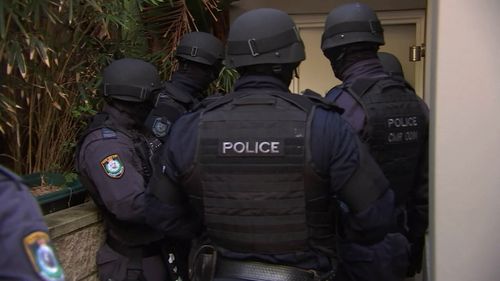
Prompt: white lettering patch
<box><xmin>387</xmin><ymin>116</ymin><xmax>418</xmax><ymax>128</ymax></box>
<box><xmin>386</xmin><ymin>116</ymin><xmax>420</xmax><ymax>144</ymax></box>
<box><xmin>219</xmin><ymin>140</ymin><xmax>283</xmax><ymax>156</ymax></box>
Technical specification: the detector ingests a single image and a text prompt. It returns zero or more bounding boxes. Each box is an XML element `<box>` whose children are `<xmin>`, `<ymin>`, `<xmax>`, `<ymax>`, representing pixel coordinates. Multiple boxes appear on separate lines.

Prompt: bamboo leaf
<box><xmin>6</xmin><ymin>63</ymin><xmax>13</xmax><ymax>75</ymax></box>
<box><xmin>6</xmin><ymin>44</ymin><xmax>16</xmax><ymax>75</ymax></box>
<box><xmin>52</xmin><ymin>101</ymin><xmax>62</xmax><ymax>110</ymax></box>
<box><xmin>29</xmin><ymin>40</ymin><xmax>35</xmax><ymax>60</ymax></box>
<box><xmin>35</xmin><ymin>40</ymin><xmax>50</xmax><ymax>67</ymax></box>
<box><xmin>17</xmin><ymin>52</ymin><xmax>27</xmax><ymax>80</ymax></box>
<box><xmin>0</xmin><ymin>1</ymin><xmax>6</xmax><ymax>40</ymax></box>
<box><xmin>44</xmin><ymin>81</ymin><xmax>53</xmax><ymax>100</ymax></box>
<box><xmin>11</xmin><ymin>14</ymin><xmax>28</xmax><ymax>39</ymax></box>
<box><xmin>68</xmin><ymin>0</ymin><xmax>73</xmax><ymax>24</ymax></box>
<box><xmin>87</xmin><ymin>0</ymin><xmax>103</xmax><ymax>13</ymax></box>
<box><xmin>58</xmin><ymin>91</ymin><xmax>69</xmax><ymax>106</ymax></box>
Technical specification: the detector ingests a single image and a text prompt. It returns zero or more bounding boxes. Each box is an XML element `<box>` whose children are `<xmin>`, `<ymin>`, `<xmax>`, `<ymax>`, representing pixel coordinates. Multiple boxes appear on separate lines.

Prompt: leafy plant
<box><xmin>0</xmin><ymin>0</ymin><xmax>235</xmax><ymax>174</ymax></box>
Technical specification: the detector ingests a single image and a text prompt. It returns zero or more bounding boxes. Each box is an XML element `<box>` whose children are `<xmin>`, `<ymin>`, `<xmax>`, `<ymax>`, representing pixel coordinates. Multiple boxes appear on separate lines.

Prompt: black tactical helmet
<box><xmin>102</xmin><ymin>58</ymin><xmax>161</xmax><ymax>102</ymax></box>
<box><xmin>321</xmin><ymin>2</ymin><xmax>384</xmax><ymax>51</ymax></box>
<box><xmin>175</xmin><ymin>32</ymin><xmax>224</xmax><ymax>66</ymax></box>
<box><xmin>378</xmin><ymin>52</ymin><xmax>404</xmax><ymax>78</ymax></box>
<box><xmin>226</xmin><ymin>8</ymin><xmax>305</xmax><ymax>68</ymax></box>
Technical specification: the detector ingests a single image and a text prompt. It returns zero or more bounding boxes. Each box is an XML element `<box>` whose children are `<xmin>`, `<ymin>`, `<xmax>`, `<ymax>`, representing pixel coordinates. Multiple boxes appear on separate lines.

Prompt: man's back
<box><xmin>159</xmin><ymin>74</ymin><xmax>394</xmax><ymax>278</ymax></box>
<box><xmin>325</xmin><ymin>56</ymin><xmax>429</xmax><ymax>279</ymax></box>
<box><xmin>148</xmin><ymin>7</ymin><xmax>396</xmax><ymax>281</ymax></box>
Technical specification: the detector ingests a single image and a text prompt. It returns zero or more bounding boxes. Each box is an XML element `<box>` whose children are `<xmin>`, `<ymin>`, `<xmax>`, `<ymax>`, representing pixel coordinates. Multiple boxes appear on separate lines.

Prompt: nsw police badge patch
<box><xmin>23</xmin><ymin>231</ymin><xmax>65</xmax><ymax>281</ymax></box>
<box><xmin>152</xmin><ymin>117</ymin><xmax>171</xmax><ymax>138</ymax></box>
<box><xmin>100</xmin><ymin>154</ymin><xmax>125</xmax><ymax>178</ymax></box>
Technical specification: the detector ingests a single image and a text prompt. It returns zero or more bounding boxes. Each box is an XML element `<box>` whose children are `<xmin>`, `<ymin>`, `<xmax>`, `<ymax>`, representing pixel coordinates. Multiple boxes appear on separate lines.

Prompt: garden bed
<box><xmin>23</xmin><ymin>173</ymin><xmax>88</xmax><ymax>215</ymax></box>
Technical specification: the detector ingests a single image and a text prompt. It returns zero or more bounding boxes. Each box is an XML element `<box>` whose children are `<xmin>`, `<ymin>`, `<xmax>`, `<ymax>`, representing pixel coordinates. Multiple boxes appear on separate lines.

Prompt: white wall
<box><xmin>429</xmin><ymin>0</ymin><xmax>500</xmax><ymax>280</ymax></box>
<box><xmin>230</xmin><ymin>0</ymin><xmax>425</xmax><ymax>18</ymax></box>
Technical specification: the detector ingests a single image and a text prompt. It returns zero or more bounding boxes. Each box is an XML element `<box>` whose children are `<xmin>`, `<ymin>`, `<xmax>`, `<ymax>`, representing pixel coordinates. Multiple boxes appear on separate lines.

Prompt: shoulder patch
<box><xmin>100</xmin><ymin>154</ymin><xmax>125</xmax><ymax>178</ymax></box>
<box><xmin>23</xmin><ymin>231</ymin><xmax>65</xmax><ymax>281</ymax></box>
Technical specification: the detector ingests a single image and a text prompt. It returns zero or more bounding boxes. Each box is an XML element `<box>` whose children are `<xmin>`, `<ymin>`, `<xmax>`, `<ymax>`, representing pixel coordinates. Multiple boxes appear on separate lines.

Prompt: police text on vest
<box><xmin>220</xmin><ymin>141</ymin><xmax>283</xmax><ymax>156</ymax></box>
<box><xmin>386</xmin><ymin>116</ymin><xmax>420</xmax><ymax>144</ymax></box>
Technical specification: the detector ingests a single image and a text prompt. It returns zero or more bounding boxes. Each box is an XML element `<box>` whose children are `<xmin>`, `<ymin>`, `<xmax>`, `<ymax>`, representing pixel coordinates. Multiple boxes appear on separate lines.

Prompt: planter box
<box><xmin>23</xmin><ymin>173</ymin><xmax>88</xmax><ymax>215</ymax></box>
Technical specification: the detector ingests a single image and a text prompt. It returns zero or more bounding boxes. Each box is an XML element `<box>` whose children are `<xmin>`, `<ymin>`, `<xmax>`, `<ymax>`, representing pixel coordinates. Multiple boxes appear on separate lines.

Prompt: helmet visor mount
<box><xmin>103</xmin><ymin>83</ymin><xmax>156</xmax><ymax>103</ymax></box>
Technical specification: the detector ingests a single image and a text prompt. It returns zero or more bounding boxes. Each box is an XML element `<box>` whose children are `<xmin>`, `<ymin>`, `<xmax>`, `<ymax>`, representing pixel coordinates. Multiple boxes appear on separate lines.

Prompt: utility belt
<box><xmin>217</xmin><ymin>258</ymin><xmax>336</xmax><ymax>281</ymax></box>
<box><xmin>106</xmin><ymin>236</ymin><xmax>163</xmax><ymax>258</ymax></box>
<box><xmin>191</xmin><ymin>245</ymin><xmax>336</xmax><ymax>281</ymax></box>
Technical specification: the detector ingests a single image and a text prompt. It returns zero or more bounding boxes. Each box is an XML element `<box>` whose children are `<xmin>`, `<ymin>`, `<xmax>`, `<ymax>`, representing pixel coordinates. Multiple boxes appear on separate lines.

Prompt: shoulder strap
<box><xmin>302</xmin><ymin>88</ymin><xmax>345</xmax><ymax>114</ymax></box>
<box><xmin>325</xmin><ymin>86</ymin><xmax>344</xmax><ymax>102</ymax></box>
<box><xmin>204</xmin><ymin>89</ymin><xmax>344</xmax><ymax>116</ymax></box>
<box><xmin>348</xmin><ymin>77</ymin><xmax>380</xmax><ymax>99</ymax></box>
<box><xmin>191</xmin><ymin>94</ymin><xmax>223</xmax><ymax>112</ymax></box>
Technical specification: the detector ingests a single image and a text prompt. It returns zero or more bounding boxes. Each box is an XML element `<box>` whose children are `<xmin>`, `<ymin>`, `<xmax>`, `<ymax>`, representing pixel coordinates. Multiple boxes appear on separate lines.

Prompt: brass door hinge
<box><xmin>409</xmin><ymin>44</ymin><xmax>426</xmax><ymax>62</ymax></box>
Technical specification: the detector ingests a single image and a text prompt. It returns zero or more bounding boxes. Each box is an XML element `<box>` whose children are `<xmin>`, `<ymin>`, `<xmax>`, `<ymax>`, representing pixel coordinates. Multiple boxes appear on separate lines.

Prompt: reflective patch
<box><xmin>100</xmin><ymin>154</ymin><xmax>125</xmax><ymax>178</ymax></box>
<box><xmin>23</xmin><ymin>231</ymin><xmax>65</xmax><ymax>281</ymax></box>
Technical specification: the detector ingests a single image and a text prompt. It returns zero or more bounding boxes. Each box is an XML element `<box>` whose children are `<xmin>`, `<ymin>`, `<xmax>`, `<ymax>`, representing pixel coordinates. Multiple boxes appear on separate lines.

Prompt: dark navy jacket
<box><xmin>148</xmin><ymin>75</ymin><xmax>395</xmax><ymax>272</ymax></box>
<box><xmin>325</xmin><ymin>58</ymin><xmax>428</xmax><ymax>238</ymax></box>
<box><xmin>325</xmin><ymin>58</ymin><xmax>429</xmax><ymax>278</ymax></box>
<box><xmin>0</xmin><ymin>166</ymin><xmax>65</xmax><ymax>281</ymax></box>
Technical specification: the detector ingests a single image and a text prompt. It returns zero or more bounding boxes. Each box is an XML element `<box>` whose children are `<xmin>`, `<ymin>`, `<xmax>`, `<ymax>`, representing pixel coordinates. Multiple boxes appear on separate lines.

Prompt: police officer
<box><xmin>145</xmin><ymin>31</ymin><xmax>224</xmax><ymax>142</ymax></box>
<box><xmin>75</xmin><ymin>58</ymin><xmax>199</xmax><ymax>281</ymax></box>
<box><xmin>377</xmin><ymin>51</ymin><xmax>429</xmax><ymax>278</ymax></box>
<box><xmin>148</xmin><ymin>8</ymin><xmax>396</xmax><ymax>281</ymax></box>
<box><xmin>0</xmin><ymin>165</ymin><xmax>65</xmax><ymax>281</ymax></box>
<box><xmin>321</xmin><ymin>3</ymin><xmax>429</xmax><ymax>279</ymax></box>
<box><xmin>377</xmin><ymin>52</ymin><xmax>405</xmax><ymax>81</ymax></box>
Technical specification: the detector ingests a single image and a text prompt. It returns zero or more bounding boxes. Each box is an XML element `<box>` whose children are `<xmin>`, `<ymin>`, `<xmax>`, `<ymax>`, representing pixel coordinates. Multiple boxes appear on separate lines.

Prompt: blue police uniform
<box><xmin>76</xmin><ymin>104</ymin><xmax>199</xmax><ymax>281</ymax></box>
<box><xmin>325</xmin><ymin>58</ymin><xmax>429</xmax><ymax>279</ymax></box>
<box><xmin>149</xmin><ymin>75</ymin><xmax>396</xmax><ymax>281</ymax></box>
<box><xmin>0</xmin><ymin>165</ymin><xmax>65</xmax><ymax>281</ymax></box>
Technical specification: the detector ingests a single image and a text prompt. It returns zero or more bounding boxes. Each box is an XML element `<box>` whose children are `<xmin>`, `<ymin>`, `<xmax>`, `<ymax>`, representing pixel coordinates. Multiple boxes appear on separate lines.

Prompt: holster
<box><xmin>190</xmin><ymin>245</ymin><xmax>218</xmax><ymax>281</ymax></box>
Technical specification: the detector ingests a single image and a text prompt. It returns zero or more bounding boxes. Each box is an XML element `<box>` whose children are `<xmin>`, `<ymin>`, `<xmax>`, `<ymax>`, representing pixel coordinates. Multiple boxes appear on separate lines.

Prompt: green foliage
<box><xmin>63</xmin><ymin>172</ymin><xmax>79</xmax><ymax>185</ymax></box>
<box><xmin>214</xmin><ymin>66</ymin><xmax>239</xmax><ymax>94</ymax></box>
<box><xmin>0</xmin><ymin>0</ymin><xmax>233</xmax><ymax>174</ymax></box>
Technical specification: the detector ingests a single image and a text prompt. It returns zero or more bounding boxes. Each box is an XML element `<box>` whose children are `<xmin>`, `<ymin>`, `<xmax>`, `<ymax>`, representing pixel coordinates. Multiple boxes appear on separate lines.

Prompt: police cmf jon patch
<box><xmin>23</xmin><ymin>231</ymin><xmax>65</xmax><ymax>281</ymax></box>
<box><xmin>100</xmin><ymin>154</ymin><xmax>125</xmax><ymax>178</ymax></box>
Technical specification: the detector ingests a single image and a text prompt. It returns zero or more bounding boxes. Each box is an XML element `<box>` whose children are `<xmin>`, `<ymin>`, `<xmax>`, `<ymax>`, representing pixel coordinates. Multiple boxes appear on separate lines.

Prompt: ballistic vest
<box><xmin>75</xmin><ymin>113</ymin><xmax>163</xmax><ymax>245</ymax></box>
<box><xmin>182</xmin><ymin>90</ymin><xmax>341</xmax><ymax>255</ymax></box>
<box><xmin>347</xmin><ymin>77</ymin><xmax>427</xmax><ymax>206</ymax></box>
